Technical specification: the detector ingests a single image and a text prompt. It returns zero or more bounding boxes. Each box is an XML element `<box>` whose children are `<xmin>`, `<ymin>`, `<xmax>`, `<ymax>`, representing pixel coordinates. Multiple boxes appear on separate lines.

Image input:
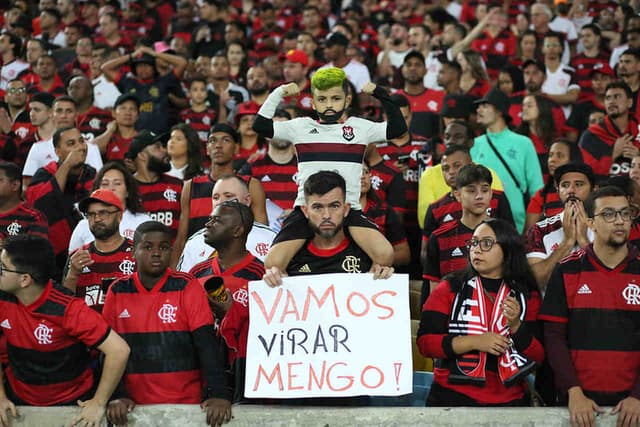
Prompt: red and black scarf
<box><xmin>447</xmin><ymin>276</ymin><xmax>536</xmax><ymax>387</ymax></box>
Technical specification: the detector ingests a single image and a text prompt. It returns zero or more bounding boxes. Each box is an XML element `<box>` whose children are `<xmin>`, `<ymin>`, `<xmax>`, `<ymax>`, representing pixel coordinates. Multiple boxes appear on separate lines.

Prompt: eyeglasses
<box><xmin>466</xmin><ymin>238</ymin><xmax>498</xmax><ymax>252</ymax></box>
<box><xmin>7</xmin><ymin>87</ymin><xmax>26</xmax><ymax>94</ymax></box>
<box><xmin>86</xmin><ymin>209</ymin><xmax>120</xmax><ymax>221</ymax></box>
<box><xmin>592</xmin><ymin>207</ymin><xmax>636</xmax><ymax>223</ymax></box>
<box><xmin>0</xmin><ymin>263</ymin><xmax>27</xmax><ymax>275</ymax></box>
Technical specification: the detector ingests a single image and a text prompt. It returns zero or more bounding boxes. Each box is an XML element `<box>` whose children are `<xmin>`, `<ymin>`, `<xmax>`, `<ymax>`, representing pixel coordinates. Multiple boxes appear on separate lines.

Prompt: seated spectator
<box><xmin>69</xmin><ymin>162</ymin><xmax>151</xmax><ymax>252</ymax></box>
<box><xmin>103</xmin><ymin>221</ymin><xmax>232</xmax><ymax>424</ymax></box>
<box><xmin>540</xmin><ymin>31</ymin><xmax>580</xmax><ymax>119</ymax></box>
<box><xmin>166</xmin><ymin>123</ymin><xmax>203</xmax><ymax>181</ymax></box>
<box><xmin>63</xmin><ymin>189</ymin><xmax>135</xmax><ymax>312</ymax></box>
<box><xmin>90</xmin><ymin>44</ymin><xmax>122</xmax><ymax>110</ymax></box>
<box><xmin>526</xmin><ymin>163</ymin><xmax>596</xmax><ymax>290</ymax></box>
<box><xmin>94</xmin><ymin>12</ymin><xmax>133</xmax><ymax>54</ymax></box>
<box><xmin>360</xmin><ymin>163</ymin><xmax>410</xmax><ymax>267</ymax></box>
<box><xmin>418</xmin><ymin>218</ymin><xmax>543</xmax><ymax>406</ymax></box>
<box><xmin>16</xmin><ymin>92</ymin><xmax>55</xmax><ymax>170</ymax></box>
<box><xmin>0</xmin><ymin>235</ymin><xmax>129</xmax><ymax>421</ymax></box>
<box><xmin>26</xmin><ymin>55</ymin><xmax>65</xmax><ymax>97</ymax></box>
<box><xmin>177</xmin><ymin>175</ymin><xmax>275</xmax><ymax>273</ymax></box>
<box><xmin>456</xmin><ymin>50</ymin><xmax>490</xmax><ymax>99</ymax></box>
<box><xmin>497</xmin><ymin>65</ymin><xmax>525</xmax><ymax>98</ymax></box>
<box><xmin>566</xmin><ymin>62</ymin><xmax>613</xmax><ymax>142</ymax></box>
<box><xmin>525</xmin><ymin>140</ymin><xmax>584</xmax><ymax>231</ymax></box>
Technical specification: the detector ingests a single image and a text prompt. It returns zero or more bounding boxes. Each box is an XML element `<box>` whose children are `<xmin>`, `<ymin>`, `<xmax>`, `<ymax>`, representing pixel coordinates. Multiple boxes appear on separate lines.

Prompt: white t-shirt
<box><xmin>22</xmin><ymin>138</ymin><xmax>104</xmax><ymax>177</ymax></box>
<box><xmin>320</xmin><ymin>60</ymin><xmax>371</xmax><ymax>92</ymax></box>
<box><xmin>68</xmin><ymin>209</ymin><xmax>152</xmax><ymax>253</ymax></box>
<box><xmin>542</xmin><ymin>65</ymin><xmax>580</xmax><ymax>118</ymax></box>
<box><xmin>177</xmin><ymin>222</ymin><xmax>276</xmax><ymax>272</ymax></box>
<box><xmin>273</xmin><ymin>116</ymin><xmax>387</xmax><ymax>209</ymax></box>
<box><xmin>0</xmin><ymin>59</ymin><xmax>29</xmax><ymax>90</ymax></box>
<box><xmin>92</xmin><ymin>75</ymin><xmax>121</xmax><ymax>110</ymax></box>
<box><xmin>166</xmin><ymin>162</ymin><xmax>187</xmax><ymax>180</ymax></box>
<box><xmin>376</xmin><ymin>48</ymin><xmax>412</xmax><ymax>68</ymax></box>
<box><xmin>424</xmin><ymin>48</ymin><xmax>452</xmax><ymax>90</ymax></box>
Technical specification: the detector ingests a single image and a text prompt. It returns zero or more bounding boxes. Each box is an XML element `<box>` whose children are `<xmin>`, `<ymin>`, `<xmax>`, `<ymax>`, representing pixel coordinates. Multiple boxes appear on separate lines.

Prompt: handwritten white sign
<box><xmin>245</xmin><ymin>273</ymin><xmax>412</xmax><ymax>398</ymax></box>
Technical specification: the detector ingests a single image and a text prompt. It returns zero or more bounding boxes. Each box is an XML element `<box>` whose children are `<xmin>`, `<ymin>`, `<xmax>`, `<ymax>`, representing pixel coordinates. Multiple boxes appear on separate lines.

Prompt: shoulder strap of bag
<box><xmin>484</xmin><ymin>133</ymin><xmax>527</xmax><ymax>195</ymax></box>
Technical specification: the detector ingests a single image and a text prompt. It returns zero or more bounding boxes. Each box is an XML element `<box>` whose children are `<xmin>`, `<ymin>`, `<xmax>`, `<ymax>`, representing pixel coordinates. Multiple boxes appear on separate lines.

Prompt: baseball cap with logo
<box><xmin>284</xmin><ymin>49</ymin><xmax>309</xmax><ymax>67</ymax></box>
<box><xmin>79</xmin><ymin>189</ymin><xmax>124</xmax><ymax>213</ymax></box>
<box><xmin>591</xmin><ymin>62</ymin><xmax>615</xmax><ymax>78</ymax></box>
<box><xmin>126</xmin><ymin>129</ymin><xmax>162</xmax><ymax>159</ymax></box>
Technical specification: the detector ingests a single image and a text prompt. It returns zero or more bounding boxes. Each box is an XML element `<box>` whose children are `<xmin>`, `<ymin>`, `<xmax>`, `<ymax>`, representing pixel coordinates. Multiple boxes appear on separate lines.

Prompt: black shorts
<box><xmin>272</xmin><ymin>206</ymin><xmax>377</xmax><ymax>244</ymax></box>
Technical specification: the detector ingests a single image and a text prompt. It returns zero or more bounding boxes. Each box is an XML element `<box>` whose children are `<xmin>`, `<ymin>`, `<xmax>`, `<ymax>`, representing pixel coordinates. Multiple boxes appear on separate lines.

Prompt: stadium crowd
<box><xmin>0</xmin><ymin>0</ymin><xmax>637</xmax><ymax>425</ymax></box>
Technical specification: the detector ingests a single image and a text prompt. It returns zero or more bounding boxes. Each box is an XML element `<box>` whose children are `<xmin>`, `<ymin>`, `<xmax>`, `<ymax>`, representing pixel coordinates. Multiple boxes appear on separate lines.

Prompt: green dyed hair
<box><xmin>311</xmin><ymin>67</ymin><xmax>348</xmax><ymax>92</ymax></box>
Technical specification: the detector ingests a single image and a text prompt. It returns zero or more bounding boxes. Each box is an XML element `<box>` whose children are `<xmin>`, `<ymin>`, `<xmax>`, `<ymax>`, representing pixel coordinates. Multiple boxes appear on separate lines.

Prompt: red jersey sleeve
<box><xmin>63</xmin><ymin>298</ymin><xmax>111</xmax><ymax>348</ymax></box>
<box><xmin>184</xmin><ymin>277</ymin><xmax>215</xmax><ymax>331</ymax></box>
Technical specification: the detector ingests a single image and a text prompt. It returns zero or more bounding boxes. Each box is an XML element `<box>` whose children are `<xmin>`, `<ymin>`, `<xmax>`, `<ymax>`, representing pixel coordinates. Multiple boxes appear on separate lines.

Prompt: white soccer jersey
<box><xmin>22</xmin><ymin>138</ymin><xmax>103</xmax><ymax>177</ymax></box>
<box><xmin>177</xmin><ymin>222</ymin><xmax>276</xmax><ymax>272</ymax></box>
<box><xmin>0</xmin><ymin>59</ymin><xmax>28</xmax><ymax>90</ymax></box>
<box><xmin>273</xmin><ymin>116</ymin><xmax>387</xmax><ymax>209</ymax></box>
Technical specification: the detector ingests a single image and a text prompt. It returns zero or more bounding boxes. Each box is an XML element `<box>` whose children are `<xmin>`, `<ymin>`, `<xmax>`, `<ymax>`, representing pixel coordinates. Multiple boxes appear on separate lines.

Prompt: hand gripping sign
<box><xmin>245</xmin><ymin>273</ymin><xmax>412</xmax><ymax>398</ymax></box>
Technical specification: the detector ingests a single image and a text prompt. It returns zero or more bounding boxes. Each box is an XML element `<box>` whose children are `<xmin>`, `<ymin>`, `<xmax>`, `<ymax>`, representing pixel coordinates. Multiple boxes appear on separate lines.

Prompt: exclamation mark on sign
<box><xmin>393</xmin><ymin>362</ymin><xmax>402</xmax><ymax>391</ymax></box>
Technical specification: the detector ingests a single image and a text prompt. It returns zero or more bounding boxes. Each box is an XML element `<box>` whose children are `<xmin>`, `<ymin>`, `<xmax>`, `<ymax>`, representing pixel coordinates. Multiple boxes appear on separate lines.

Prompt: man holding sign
<box><xmin>262</xmin><ymin>171</ymin><xmax>394</xmax><ymax>286</ymax></box>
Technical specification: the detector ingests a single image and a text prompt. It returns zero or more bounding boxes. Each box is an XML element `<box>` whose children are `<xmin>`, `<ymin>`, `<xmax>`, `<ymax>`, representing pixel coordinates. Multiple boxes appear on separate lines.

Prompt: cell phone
<box><xmin>508</xmin><ymin>289</ymin><xmax>517</xmax><ymax>299</ymax></box>
<box><xmin>397</xmin><ymin>154</ymin><xmax>410</xmax><ymax>164</ymax></box>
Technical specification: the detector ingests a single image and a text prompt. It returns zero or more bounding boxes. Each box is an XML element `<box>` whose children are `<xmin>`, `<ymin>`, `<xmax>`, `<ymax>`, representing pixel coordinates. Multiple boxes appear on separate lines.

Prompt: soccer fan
<box><xmin>166</xmin><ymin>123</ymin><xmax>204</xmax><ymax>181</ymax></box>
<box><xmin>1</xmin><ymin>79</ymin><xmax>31</xmax><ymax>145</ymax></box>
<box><xmin>579</xmin><ymin>81</ymin><xmax>639</xmax><ymax>182</ymax></box>
<box><xmin>180</xmin><ymin>77</ymin><xmax>219</xmax><ymax>156</ymax></box>
<box><xmin>0</xmin><ymin>235</ymin><xmax>129</xmax><ymax>423</ymax></box>
<box><xmin>177</xmin><ymin>175</ymin><xmax>275</xmax><ymax>273</ymax></box>
<box><xmin>540</xmin><ymin>31</ymin><xmax>580</xmax><ymax>117</ymax></box>
<box><xmin>321</xmin><ymin>32</ymin><xmax>371</xmax><ymax>94</ymax></box>
<box><xmin>245</xmin><ymin>65</ymin><xmax>270</xmax><ymax>107</ymax></box>
<box><xmin>0</xmin><ymin>162</ymin><xmax>48</xmax><ymax>243</ymax></box>
<box><xmin>189</xmin><ymin>201</ymin><xmax>265</xmax><ymax>402</ymax></box>
<box><xmin>570</xmin><ymin>24</ymin><xmax>611</xmax><ymax>98</ymax></box>
<box><xmin>471</xmin><ymin>88</ymin><xmax>543</xmax><ymax>233</ymax></box>
<box><xmin>25</xmin><ymin>55</ymin><xmax>65</xmax><ymax>97</ymax></box>
<box><xmin>469</xmin><ymin>6</ymin><xmax>516</xmax><ymax>81</ymax></box>
<box><xmin>69</xmin><ymin>162</ymin><xmax>151</xmax><ymax>252</ymax></box>
<box><xmin>540</xmin><ymin>186</ymin><xmax>640</xmax><ymax>423</ymax></box>
<box><xmin>94</xmin><ymin>12</ymin><xmax>133</xmax><ymax>54</ymax></box>
<box><xmin>417</xmin><ymin>218</ymin><xmax>543</xmax><ymax>406</ymax></box>
<box><xmin>16</xmin><ymin>92</ymin><xmax>55</xmax><ymax>170</ymax></box>
<box><xmin>253</xmin><ymin>67</ymin><xmax>404</xmax><ymax>273</ymax></box>
<box><xmin>63</xmin><ymin>189</ymin><xmax>135</xmax><ymax>313</ymax></box>
<box><xmin>101</xmin><ymin>46</ymin><xmax>187</xmax><ymax>134</ymax></box>
<box><xmin>22</xmin><ymin>96</ymin><xmax>103</xmax><ymax>186</ymax></box>
<box><xmin>103</xmin><ymin>222</ymin><xmax>232</xmax><ymax>425</ymax></box>
<box><xmin>526</xmin><ymin>163</ymin><xmax>596</xmax><ymax>290</ymax></box>
<box><xmin>191</xmin><ymin>0</ymin><xmax>227</xmax><ymax>58</ymax></box>
<box><xmin>281</xmin><ymin>50</ymin><xmax>314</xmax><ymax>115</ymax></box>
<box><xmin>25</xmin><ymin>126</ymin><xmax>96</xmax><ymax>278</ymax></box>
<box><xmin>0</xmin><ymin>32</ymin><xmax>28</xmax><ymax>91</ymax></box>
<box><xmin>616</xmin><ymin>49</ymin><xmax>640</xmax><ymax>121</ymax></box>
<box><xmin>423</xmin><ymin>164</ymin><xmax>497</xmax><ymax>301</ymax></box>
<box><xmin>127</xmin><ymin>130</ymin><xmax>183</xmax><ymax>240</ymax></box>
<box><xmin>93</xmin><ymin>93</ymin><xmax>140</xmax><ymax>161</ymax></box>
<box><xmin>67</xmin><ymin>75</ymin><xmax>112</xmax><ymax>144</ymax></box>
<box><xmin>207</xmin><ymin>52</ymin><xmax>249</xmax><ymax>117</ymax></box>
<box><xmin>37</xmin><ymin>8</ymin><xmax>65</xmax><ymax>48</ymax></box>
<box><xmin>90</xmin><ymin>45</ymin><xmax>122</xmax><ymax>110</ymax></box>
<box><xmin>262</xmin><ymin>171</ymin><xmax>394</xmax><ymax>283</ymax></box>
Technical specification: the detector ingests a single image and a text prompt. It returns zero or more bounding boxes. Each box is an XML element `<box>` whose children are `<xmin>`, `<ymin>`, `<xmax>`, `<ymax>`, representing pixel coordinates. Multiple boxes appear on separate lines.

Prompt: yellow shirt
<box><xmin>417</xmin><ymin>165</ymin><xmax>505</xmax><ymax>228</ymax></box>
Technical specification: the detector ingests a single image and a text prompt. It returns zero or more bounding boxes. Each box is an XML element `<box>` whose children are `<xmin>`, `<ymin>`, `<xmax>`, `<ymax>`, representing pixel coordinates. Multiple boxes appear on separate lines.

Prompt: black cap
<box><xmin>522</xmin><ymin>59</ymin><xmax>546</xmax><ymax>74</ymax></box>
<box><xmin>554</xmin><ymin>162</ymin><xmax>596</xmax><ymax>188</ymax></box>
<box><xmin>209</xmin><ymin>123</ymin><xmax>239</xmax><ymax>143</ymax></box>
<box><xmin>441</xmin><ymin>94</ymin><xmax>474</xmax><ymax>118</ymax></box>
<box><xmin>114</xmin><ymin>93</ymin><xmax>140</xmax><ymax>108</ymax></box>
<box><xmin>474</xmin><ymin>88</ymin><xmax>512</xmax><ymax>122</ymax></box>
<box><xmin>13</xmin><ymin>14</ymin><xmax>32</xmax><ymax>31</ymax></box>
<box><xmin>126</xmin><ymin>129</ymin><xmax>162</xmax><ymax>159</ymax></box>
<box><xmin>131</xmin><ymin>53</ymin><xmax>155</xmax><ymax>66</ymax></box>
<box><xmin>403</xmin><ymin>50</ymin><xmax>425</xmax><ymax>65</ymax></box>
<box><xmin>325</xmin><ymin>32</ymin><xmax>349</xmax><ymax>47</ymax></box>
<box><xmin>29</xmin><ymin>92</ymin><xmax>55</xmax><ymax>108</ymax></box>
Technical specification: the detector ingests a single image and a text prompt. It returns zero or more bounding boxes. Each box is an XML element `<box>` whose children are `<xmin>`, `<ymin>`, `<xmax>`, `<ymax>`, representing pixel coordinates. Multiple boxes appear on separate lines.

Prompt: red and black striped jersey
<box><xmin>103</xmin><ymin>270</ymin><xmax>216</xmax><ymax>404</ymax></box>
<box><xmin>137</xmin><ymin>175</ymin><xmax>183</xmax><ymax>239</ymax></box>
<box><xmin>239</xmin><ymin>152</ymin><xmax>298</xmax><ymax>210</ymax></box>
<box><xmin>539</xmin><ymin>245</ymin><xmax>640</xmax><ymax>405</ymax></box>
<box><xmin>76</xmin><ymin>106</ymin><xmax>112</xmax><ymax>143</ymax></box>
<box><xmin>0</xmin><ymin>202</ymin><xmax>48</xmax><ymax>243</ymax></box>
<box><xmin>470</xmin><ymin>30</ymin><xmax>517</xmax><ymax>81</ymax></box>
<box><xmin>587</xmin><ymin>0</ymin><xmax>617</xmax><ymax>17</ymax></box>
<box><xmin>363</xmin><ymin>197</ymin><xmax>407</xmax><ymax>246</ymax></box>
<box><xmin>423</xmin><ymin>219</ymin><xmax>473</xmax><ymax>282</ymax></box>
<box><xmin>26</xmin><ymin>76</ymin><xmax>66</xmax><ymax>98</ymax></box>
<box><xmin>105</xmin><ymin>132</ymin><xmax>136</xmax><ymax>161</ymax></box>
<box><xmin>68</xmin><ymin>239</ymin><xmax>135</xmax><ymax>313</ymax></box>
<box><xmin>0</xmin><ymin>281</ymin><xmax>110</xmax><ymax>405</ymax></box>
<box><xmin>25</xmin><ymin>162</ymin><xmax>95</xmax><ymax>270</ymax></box>
<box><xmin>422</xmin><ymin>190</ymin><xmax>513</xmax><ymax>248</ymax></box>
<box><xmin>15</xmin><ymin>130</ymin><xmax>38</xmax><ymax>169</ymax></box>
<box><xmin>570</xmin><ymin>52</ymin><xmax>611</xmax><ymax>98</ymax></box>
<box><xmin>188</xmin><ymin>174</ymin><xmax>216</xmax><ymax>237</ymax></box>
<box><xmin>527</xmin><ymin>183</ymin><xmax>563</xmax><ymax>219</ymax></box>
<box><xmin>180</xmin><ymin>107</ymin><xmax>217</xmax><ymax>146</ymax></box>
<box><xmin>368</xmin><ymin>159</ymin><xmax>405</xmax><ymax>209</ymax></box>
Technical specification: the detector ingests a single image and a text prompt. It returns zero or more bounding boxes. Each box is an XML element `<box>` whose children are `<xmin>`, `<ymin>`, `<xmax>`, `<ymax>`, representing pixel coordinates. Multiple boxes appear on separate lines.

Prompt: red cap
<box><xmin>591</xmin><ymin>62</ymin><xmax>615</xmax><ymax>78</ymax></box>
<box><xmin>284</xmin><ymin>49</ymin><xmax>309</xmax><ymax>67</ymax></box>
<box><xmin>79</xmin><ymin>189</ymin><xmax>124</xmax><ymax>213</ymax></box>
<box><xmin>235</xmin><ymin>101</ymin><xmax>260</xmax><ymax>124</ymax></box>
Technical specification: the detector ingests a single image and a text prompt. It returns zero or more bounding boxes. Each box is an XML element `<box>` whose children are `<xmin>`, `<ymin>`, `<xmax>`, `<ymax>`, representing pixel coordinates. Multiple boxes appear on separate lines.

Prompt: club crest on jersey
<box><xmin>34</xmin><ymin>323</ymin><xmax>53</xmax><ymax>344</ymax></box>
<box><xmin>119</xmin><ymin>259</ymin><xmax>136</xmax><ymax>275</ymax></box>
<box><xmin>158</xmin><ymin>303</ymin><xmax>178</xmax><ymax>323</ymax></box>
<box><xmin>6</xmin><ymin>221</ymin><xmax>21</xmax><ymax>236</ymax></box>
<box><xmin>623</xmin><ymin>283</ymin><xmax>640</xmax><ymax>305</ymax></box>
<box><xmin>342</xmin><ymin>125</ymin><xmax>355</xmax><ymax>141</ymax></box>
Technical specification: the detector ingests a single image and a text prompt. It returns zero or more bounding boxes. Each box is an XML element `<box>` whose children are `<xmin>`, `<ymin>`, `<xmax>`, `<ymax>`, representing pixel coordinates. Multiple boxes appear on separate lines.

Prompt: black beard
<box><xmin>249</xmin><ymin>84</ymin><xmax>269</xmax><ymax>96</ymax></box>
<box><xmin>148</xmin><ymin>156</ymin><xmax>171</xmax><ymax>174</ymax></box>
<box><xmin>309</xmin><ymin>220</ymin><xmax>344</xmax><ymax>239</ymax></box>
<box><xmin>317</xmin><ymin>108</ymin><xmax>344</xmax><ymax>124</ymax></box>
<box><xmin>91</xmin><ymin>221</ymin><xmax>119</xmax><ymax>240</ymax></box>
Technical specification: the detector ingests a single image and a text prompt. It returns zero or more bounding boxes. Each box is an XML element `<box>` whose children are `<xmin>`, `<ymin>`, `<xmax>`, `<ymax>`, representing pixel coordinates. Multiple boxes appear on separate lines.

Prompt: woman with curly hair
<box><xmin>167</xmin><ymin>123</ymin><xmax>204</xmax><ymax>181</ymax></box>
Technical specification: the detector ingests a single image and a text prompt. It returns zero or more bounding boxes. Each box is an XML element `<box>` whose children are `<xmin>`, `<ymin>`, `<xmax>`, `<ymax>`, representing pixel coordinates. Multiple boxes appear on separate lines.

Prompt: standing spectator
<box><xmin>37</xmin><ymin>8</ymin><xmax>65</xmax><ymax>48</ymax></box>
<box><xmin>617</xmin><ymin>49</ymin><xmax>640</xmax><ymax>123</ymax></box>
<box><xmin>540</xmin><ymin>186</ymin><xmax>640</xmax><ymax>423</ymax></box>
<box><xmin>566</xmin><ymin>62</ymin><xmax>613</xmax><ymax>141</ymax></box>
<box><xmin>496</xmin><ymin>65</ymin><xmax>525</xmax><ymax>98</ymax></box>
<box><xmin>296</xmin><ymin>32</ymin><xmax>323</xmax><ymax>73</ymax></box>
<box><xmin>471</xmin><ymin>88</ymin><xmax>543</xmax><ymax>233</ymax></box>
<box><xmin>579</xmin><ymin>81</ymin><xmax>638</xmax><ymax>182</ymax></box>
<box><xmin>90</xmin><ymin>45</ymin><xmax>121</xmax><ymax>110</ymax></box>
<box><xmin>94</xmin><ymin>93</ymin><xmax>139</xmax><ymax>161</ymax></box>
<box><xmin>456</xmin><ymin>50</ymin><xmax>490</xmax><ymax>99</ymax></box>
<box><xmin>0</xmin><ymin>235</ymin><xmax>129</xmax><ymax>422</ymax></box>
<box><xmin>251</xmin><ymin>4</ymin><xmax>284</xmax><ymax>62</ymax></box>
<box><xmin>63</xmin><ymin>189</ymin><xmax>135</xmax><ymax>313</ymax></box>
<box><xmin>102</xmin><ymin>46</ymin><xmax>187</xmax><ymax>134</ymax></box>
<box><xmin>517</xmin><ymin>95</ymin><xmax>558</xmax><ymax>177</ymax></box>
<box><xmin>25</xmin><ymin>126</ymin><xmax>95</xmax><ymax>278</ymax></box>
<box><xmin>95</xmin><ymin>12</ymin><xmax>133</xmax><ymax>54</ymax></box>
<box><xmin>299</xmin><ymin>6</ymin><xmax>326</xmax><ymax>40</ymax></box>
<box><xmin>207</xmin><ymin>53</ymin><xmax>249</xmax><ymax>118</ymax></box>
<box><xmin>177</xmin><ymin>174</ymin><xmax>275</xmax><ymax>272</ymax></box>
<box><xmin>188</xmin><ymin>201</ymin><xmax>265</xmax><ymax>402</ymax></box>
<box><xmin>469</xmin><ymin>6</ymin><xmax>516</xmax><ymax>81</ymax></box>
<box><xmin>321</xmin><ymin>32</ymin><xmax>371</xmax><ymax>94</ymax></box>
<box><xmin>16</xmin><ymin>92</ymin><xmax>55</xmax><ymax>170</ymax></box>
<box><xmin>541</xmin><ymin>32</ymin><xmax>580</xmax><ymax>118</ymax></box>
<box><xmin>103</xmin><ymin>221</ymin><xmax>232</xmax><ymax>425</ymax></box>
<box><xmin>530</xmin><ymin>2</ymin><xmax>574</xmax><ymax>64</ymax></box>
<box><xmin>418</xmin><ymin>218</ymin><xmax>543</xmax><ymax>406</ymax></box>
<box><xmin>526</xmin><ymin>163</ymin><xmax>596</xmax><ymax>289</ymax></box>
<box><xmin>26</xmin><ymin>55</ymin><xmax>65</xmax><ymax>97</ymax></box>
<box><xmin>69</xmin><ymin>162</ymin><xmax>151</xmax><ymax>252</ymax></box>
<box><xmin>179</xmin><ymin>77</ymin><xmax>218</xmax><ymax>159</ymax></box>
<box><xmin>571</xmin><ymin>24</ymin><xmax>610</xmax><ymax>98</ymax></box>
<box><xmin>437</xmin><ymin>60</ymin><xmax>463</xmax><ymax>95</ymax></box>
<box><xmin>0</xmin><ymin>33</ymin><xmax>28</xmax><ymax>91</ymax></box>
<box><xmin>191</xmin><ymin>0</ymin><xmax>226</xmax><ymax>58</ymax></box>
<box><xmin>244</xmin><ymin>66</ymin><xmax>270</xmax><ymax>106</ymax></box>
<box><xmin>377</xmin><ymin>21</ymin><xmax>412</xmax><ymax>81</ymax></box>
<box><xmin>234</xmin><ymin>101</ymin><xmax>263</xmax><ymax>168</ymax></box>
<box><xmin>281</xmin><ymin>53</ymin><xmax>314</xmax><ymax>115</ymax></box>
<box><xmin>128</xmin><ymin>130</ymin><xmax>183</xmax><ymax>240</ymax></box>
<box><xmin>0</xmin><ymin>162</ymin><xmax>48</xmax><ymax>243</ymax></box>
<box><xmin>67</xmin><ymin>75</ymin><xmax>112</xmax><ymax>144</ymax></box>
